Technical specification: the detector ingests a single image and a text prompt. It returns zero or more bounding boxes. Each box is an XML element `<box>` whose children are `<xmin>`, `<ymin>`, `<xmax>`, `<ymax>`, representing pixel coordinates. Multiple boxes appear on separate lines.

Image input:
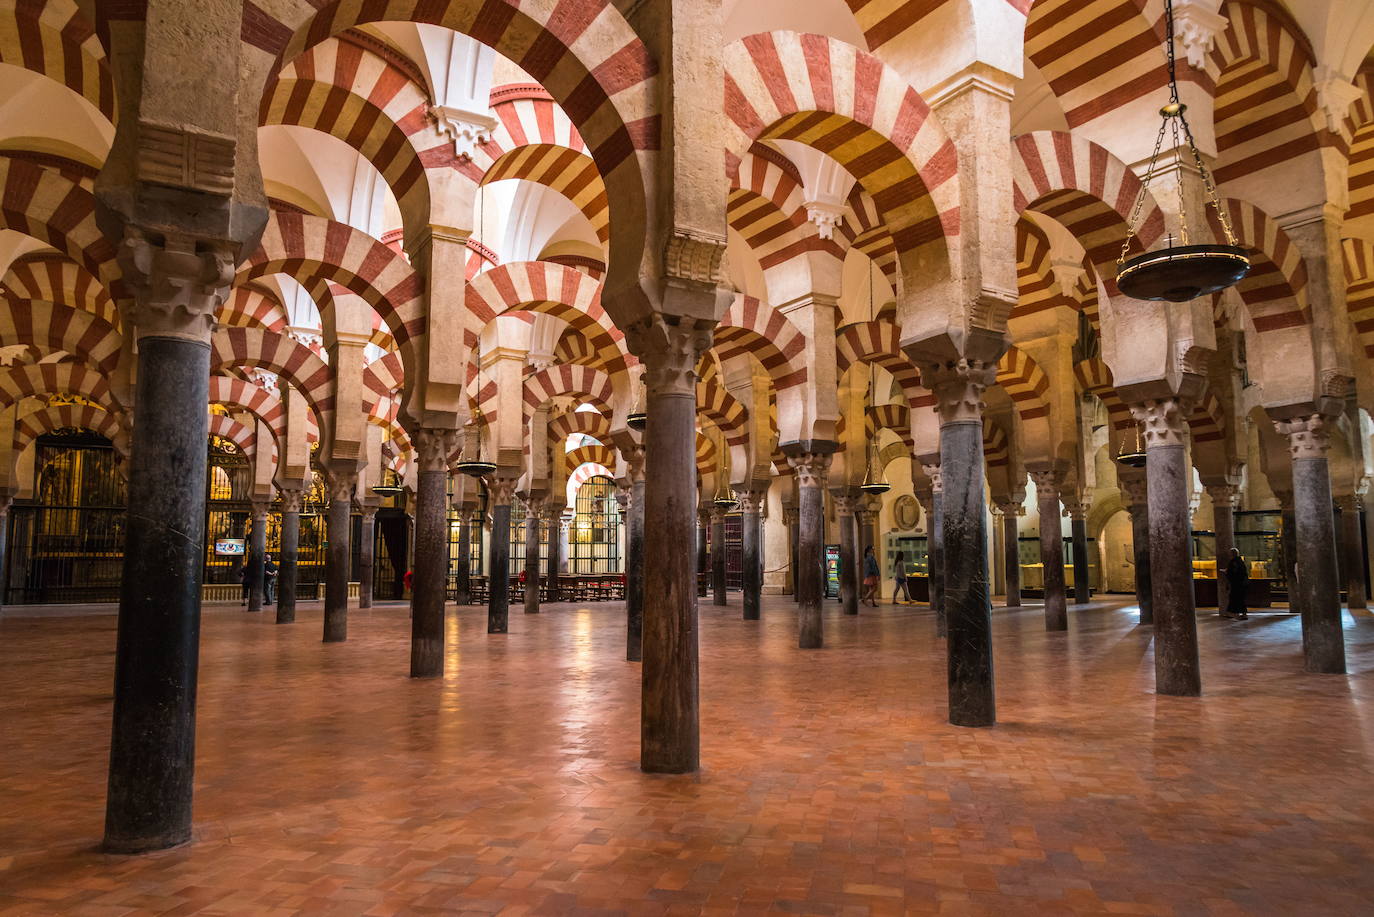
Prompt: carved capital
<box><xmin>328</xmin><ymin>470</ymin><xmax>358</xmax><ymax>504</ymax></box>
<box><xmin>622</xmin><ymin>444</ymin><xmax>646</xmax><ymax>484</ymax></box>
<box><xmin>1028</xmin><ymin>469</ymin><xmax>1060</xmax><ymax>498</ymax></box>
<box><xmin>1129</xmin><ymin>397</ymin><xmax>1192</xmax><ymax>448</ymax></box>
<box><xmin>542</xmin><ymin>504</ymin><xmax>565</xmax><ymax>524</ymax></box>
<box><xmin>855</xmin><ymin>509</ymin><xmax>876</xmax><ymax>526</ymax></box>
<box><xmin>360</xmin><ymin>505</ymin><xmax>379</xmax><ymax>522</ymax></box>
<box><xmin>1273</xmin><ymin>413</ymin><xmax>1332</xmax><ymax>461</ymax></box>
<box><xmin>1118</xmin><ymin>473</ymin><xmax>1147</xmax><ymax>510</ymax></box>
<box><xmin>486</xmin><ymin>475</ymin><xmax>518</xmax><ymax>506</ymax></box>
<box><xmin>787</xmin><ymin>452</ymin><xmax>832</xmax><ymax>489</ymax></box>
<box><xmin>625</xmin><ymin>315</ymin><xmax>714</xmax><ymax>398</ymax></box>
<box><xmin>1062</xmin><ymin>501</ymin><xmax>1090</xmax><ymax>521</ymax></box>
<box><xmin>429</xmin><ymin>104</ymin><xmax>498</xmax><ymax>160</ymax></box>
<box><xmin>278</xmin><ymin>488</ymin><xmax>303</xmax><ymax>514</ymax></box>
<box><xmin>664</xmin><ymin>230</ymin><xmax>728</xmax><ymax>286</ymax></box>
<box><xmin>923</xmin><ymin>359</ymin><xmax>997</xmax><ymax>425</ymax></box>
<box><xmin>614</xmin><ymin>486</ymin><xmax>631</xmax><ymax>512</ymax></box>
<box><xmin>118</xmin><ymin>228</ymin><xmax>235</xmax><ymax>342</ymax></box>
<box><xmin>832</xmin><ymin>491</ymin><xmax>858</xmax><ymax>516</ymax></box>
<box><xmin>1205</xmin><ymin>483</ymin><xmax>1240</xmax><ymax>509</ymax></box>
<box><xmin>920</xmin><ymin>462</ymin><xmax>943</xmax><ymax>494</ymax></box>
<box><xmin>1173</xmin><ymin>0</ymin><xmax>1228</xmax><ymax>70</ymax></box>
<box><xmin>524</xmin><ymin>495</ymin><xmax>546</xmax><ymax>517</ymax></box>
<box><xmin>250</xmin><ymin>499</ymin><xmax>271</xmax><ymax>522</ymax></box>
<box><xmin>415</xmin><ymin>427</ymin><xmax>459</xmax><ymax>473</ymax></box>
<box><xmin>781</xmin><ymin>506</ymin><xmax>799</xmax><ymax>525</ymax></box>
<box><xmin>994</xmin><ymin>499</ymin><xmax>1025</xmax><ymax>518</ymax></box>
<box><xmin>736</xmin><ymin>490</ymin><xmax>764</xmax><ymax>514</ymax></box>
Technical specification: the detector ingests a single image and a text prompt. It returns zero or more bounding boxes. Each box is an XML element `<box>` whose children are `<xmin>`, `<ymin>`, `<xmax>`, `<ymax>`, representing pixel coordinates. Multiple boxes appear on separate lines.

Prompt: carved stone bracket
<box><xmin>614</xmin><ymin>486</ymin><xmax>631</xmax><ymax>513</ymax></box>
<box><xmin>664</xmin><ymin>230</ymin><xmax>728</xmax><ymax>286</ymax></box>
<box><xmin>415</xmin><ymin>427</ymin><xmax>459</xmax><ymax>474</ymax></box>
<box><xmin>524</xmin><ymin>495</ymin><xmax>546</xmax><ymax>520</ymax></box>
<box><xmin>1062</xmin><ymin>502</ymin><xmax>1090</xmax><ymax>521</ymax></box>
<box><xmin>781</xmin><ymin>506</ymin><xmax>799</xmax><ymax>526</ymax></box>
<box><xmin>118</xmin><ymin>228</ymin><xmax>236</xmax><ymax>343</ymax></box>
<box><xmin>736</xmin><ymin>490</ymin><xmax>763</xmax><ymax>514</ymax></box>
<box><xmin>625</xmin><ymin>315</ymin><xmax>714</xmax><ymax>398</ymax></box>
<box><xmin>1129</xmin><ymin>397</ymin><xmax>1193</xmax><ymax>449</ymax></box>
<box><xmin>1273</xmin><ymin>413</ymin><xmax>1332</xmax><ymax>461</ymax></box>
<box><xmin>994</xmin><ymin>500</ymin><xmax>1026</xmax><ymax>518</ymax></box>
<box><xmin>924</xmin><ymin>359</ymin><xmax>997</xmax><ymax>426</ymax></box>
<box><xmin>787</xmin><ymin>452</ymin><xmax>832</xmax><ymax>489</ymax></box>
<box><xmin>1172</xmin><ymin>0</ymin><xmax>1228</xmax><ymax>70</ymax></box>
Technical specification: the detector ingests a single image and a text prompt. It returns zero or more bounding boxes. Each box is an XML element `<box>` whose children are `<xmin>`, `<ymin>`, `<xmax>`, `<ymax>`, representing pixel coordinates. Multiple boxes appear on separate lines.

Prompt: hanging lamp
<box><xmin>1116</xmin><ymin>424</ymin><xmax>1148</xmax><ymax>469</ymax></box>
<box><xmin>1115</xmin><ymin>0</ymin><xmax>1249</xmax><ymax>303</ymax></box>
<box><xmin>858</xmin><ymin>263</ymin><xmax>891</xmax><ymax>495</ymax></box>
<box><xmin>456</xmin><ymin>349</ymin><xmax>497</xmax><ymax>477</ymax></box>
<box><xmin>712</xmin><ymin>468</ymin><xmax>738</xmax><ymax>511</ymax></box>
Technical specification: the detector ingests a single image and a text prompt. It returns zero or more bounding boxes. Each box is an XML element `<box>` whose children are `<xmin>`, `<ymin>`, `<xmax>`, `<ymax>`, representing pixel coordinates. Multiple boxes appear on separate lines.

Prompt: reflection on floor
<box><xmin>2</xmin><ymin>596</ymin><xmax>1371</xmax><ymax>915</ymax></box>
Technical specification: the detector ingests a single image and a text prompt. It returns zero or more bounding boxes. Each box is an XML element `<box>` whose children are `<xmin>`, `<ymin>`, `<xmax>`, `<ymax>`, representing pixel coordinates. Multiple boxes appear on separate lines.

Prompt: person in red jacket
<box><xmin>403</xmin><ymin>569</ymin><xmax>413</xmax><ymax>592</ymax></box>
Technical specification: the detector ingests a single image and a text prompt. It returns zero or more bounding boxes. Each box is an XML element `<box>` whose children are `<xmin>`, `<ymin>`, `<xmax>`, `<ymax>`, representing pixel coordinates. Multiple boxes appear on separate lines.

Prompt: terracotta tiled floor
<box><xmin>2</xmin><ymin>596</ymin><xmax>1372</xmax><ymax>916</ymax></box>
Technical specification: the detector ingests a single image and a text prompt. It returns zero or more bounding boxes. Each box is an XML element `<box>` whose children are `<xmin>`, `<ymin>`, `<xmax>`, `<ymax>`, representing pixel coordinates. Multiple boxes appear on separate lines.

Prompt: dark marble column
<box><xmin>276</xmin><ymin>488</ymin><xmax>301</xmax><ymax>624</ymax></box>
<box><xmin>857</xmin><ymin>504</ymin><xmax>878</xmax><ymax>602</ymax></box>
<box><xmin>455</xmin><ymin>509</ymin><xmax>473</xmax><ymax>605</ymax></box>
<box><xmin>1279</xmin><ymin>498</ymin><xmax>1298</xmax><ymax>614</ymax></box>
<box><xmin>1273</xmin><ymin>413</ymin><xmax>1346</xmax><ymax>674</ymax></box>
<box><xmin>1028</xmin><ymin>470</ymin><xmax>1067</xmax><ymax>632</ymax></box>
<box><xmin>789</xmin><ymin>452</ymin><xmax>832</xmax><ymax>649</ymax></box>
<box><xmin>996</xmin><ymin>500</ymin><xmax>1024</xmax><ymax>608</ymax></box>
<box><xmin>411</xmin><ymin>430</ymin><xmax>454</xmax><ymax>675</ymax></box>
<box><xmin>524</xmin><ymin>496</ymin><xmax>544</xmax><ymax>615</ymax></box>
<box><xmin>0</xmin><ymin>498</ymin><xmax>9</xmax><ymax>610</ymax></box>
<box><xmin>246</xmin><ymin>499</ymin><xmax>268</xmax><ymax>613</ymax></box>
<box><xmin>740</xmin><ymin>489</ymin><xmax>764</xmax><ymax>620</ymax></box>
<box><xmin>920</xmin><ymin>464</ymin><xmax>946</xmax><ymax>636</ymax></box>
<box><xmin>1207</xmin><ymin>484</ymin><xmax>1238</xmax><ymax>615</ymax></box>
<box><xmin>1132</xmin><ymin>398</ymin><xmax>1200</xmax><ymax>696</ymax></box>
<box><xmin>711</xmin><ymin>506</ymin><xmax>728</xmax><ymax>606</ymax></box>
<box><xmin>784</xmin><ymin>505</ymin><xmax>799</xmax><ymax>599</ymax></box>
<box><xmin>323</xmin><ymin>471</ymin><xmax>356</xmax><ymax>643</ymax></box>
<box><xmin>625</xmin><ymin>464</ymin><xmax>646</xmax><ymax>659</ymax></box>
<box><xmin>834</xmin><ymin>491</ymin><xmax>859</xmax><ymax>616</ymax></box>
<box><xmin>358</xmin><ymin>506</ymin><xmax>377</xmax><ymax>610</ymax></box>
<box><xmin>486</xmin><ymin>475</ymin><xmax>517</xmax><ymax>635</ymax></box>
<box><xmin>1118</xmin><ymin>472</ymin><xmax>1152</xmax><ymax>625</ymax></box>
<box><xmin>544</xmin><ymin>505</ymin><xmax>563</xmax><ymax>596</ymax></box>
<box><xmin>1067</xmin><ymin>502</ymin><xmax>1090</xmax><ymax>605</ymax></box>
<box><xmin>1338</xmin><ymin>495</ymin><xmax>1367</xmax><ymax>614</ymax></box>
<box><xmin>696</xmin><ymin>512</ymin><xmax>709</xmax><ymax>598</ymax></box>
<box><xmin>635</xmin><ymin>317</ymin><xmax>712</xmax><ymax>774</ymax></box>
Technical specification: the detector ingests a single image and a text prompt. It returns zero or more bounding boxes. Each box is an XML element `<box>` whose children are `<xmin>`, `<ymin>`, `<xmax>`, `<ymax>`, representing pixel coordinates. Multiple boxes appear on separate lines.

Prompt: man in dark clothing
<box><xmin>263</xmin><ymin>553</ymin><xmax>278</xmax><ymax>605</ymax></box>
<box><xmin>1224</xmin><ymin>547</ymin><xmax>1249</xmax><ymax>619</ymax></box>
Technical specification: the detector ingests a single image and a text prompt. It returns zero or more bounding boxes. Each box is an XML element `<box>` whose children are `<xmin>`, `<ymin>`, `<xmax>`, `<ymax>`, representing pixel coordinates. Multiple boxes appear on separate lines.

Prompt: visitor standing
<box><xmin>861</xmin><ymin>545</ymin><xmax>880</xmax><ymax>607</ymax></box>
<box><xmin>1224</xmin><ymin>547</ymin><xmax>1249</xmax><ymax>619</ymax></box>
<box><xmin>263</xmin><ymin>553</ymin><xmax>278</xmax><ymax>605</ymax></box>
<box><xmin>892</xmin><ymin>550</ymin><xmax>910</xmax><ymax>604</ymax></box>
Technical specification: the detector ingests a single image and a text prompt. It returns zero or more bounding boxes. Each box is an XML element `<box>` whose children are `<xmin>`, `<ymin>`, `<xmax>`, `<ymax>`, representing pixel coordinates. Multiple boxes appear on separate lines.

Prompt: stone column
<box><xmin>921</xmin><ymin>463</ymin><xmax>946</xmax><ymax>636</ymax></box>
<box><xmin>930</xmin><ymin>362</ymin><xmax>998</xmax><ymax>727</ymax></box>
<box><xmin>246</xmin><ymin>499</ymin><xmax>268</xmax><ymax>613</ymax></box>
<box><xmin>1272</xmin><ymin>413</ymin><xmax>1346</xmax><ymax>673</ymax></box>
<box><xmin>995</xmin><ymin>500</ymin><xmax>1024</xmax><ymax>608</ymax></box>
<box><xmin>358</xmin><ymin>506</ymin><xmax>377</xmax><ymax>609</ymax></box>
<box><xmin>1028</xmin><ymin>469</ymin><xmax>1067</xmax><ymax>632</ymax></box>
<box><xmin>739</xmin><ymin>490</ymin><xmax>764</xmax><ymax>620</ymax></box>
<box><xmin>1132</xmin><ymin>398</ymin><xmax>1201</xmax><ymax>695</ymax></box>
<box><xmin>833</xmin><ymin>491</ymin><xmax>859</xmax><ymax>616</ymax></box>
<box><xmin>524</xmin><ymin>495</ymin><xmax>544</xmax><ymax>615</ymax></box>
<box><xmin>710</xmin><ymin>506</ymin><xmax>728</xmax><ymax>606</ymax></box>
<box><xmin>696</xmin><ymin>510</ymin><xmax>709</xmax><ymax>597</ymax></box>
<box><xmin>1119</xmin><ymin>471</ymin><xmax>1152</xmax><ymax>625</ymax></box>
<box><xmin>103</xmin><ymin>232</ymin><xmax>232</xmax><ymax>853</ymax></box>
<box><xmin>857</xmin><ymin>503</ymin><xmax>877</xmax><ymax>601</ymax></box>
<box><xmin>788</xmin><ymin>452</ymin><xmax>832</xmax><ymax>649</ymax></box>
<box><xmin>634</xmin><ymin>317</ymin><xmax>712</xmax><ymax>774</ymax></box>
<box><xmin>544</xmin><ymin>505</ymin><xmax>563</xmax><ymax>598</ymax></box>
<box><xmin>1278</xmin><ymin>493</ymin><xmax>1298</xmax><ymax>612</ymax></box>
<box><xmin>1338</xmin><ymin>493</ymin><xmax>1368</xmax><ymax>613</ymax></box>
<box><xmin>783</xmin><ymin>504</ymin><xmax>799</xmax><ymax>599</ymax></box>
<box><xmin>411</xmin><ymin>430</ymin><xmax>454</xmax><ymax>674</ymax></box>
<box><xmin>623</xmin><ymin>446</ymin><xmax>646</xmax><ymax>659</ymax></box>
<box><xmin>455</xmin><ymin>508</ymin><xmax>473</xmax><ymax>605</ymax></box>
<box><xmin>1207</xmin><ymin>484</ymin><xmax>1239</xmax><ymax>615</ymax></box>
<box><xmin>1066</xmin><ymin>502</ymin><xmax>1091</xmax><ymax>605</ymax></box>
<box><xmin>485</xmin><ymin>475</ymin><xmax>517</xmax><ymax>635</ymax></box>
<box><xmin>0</xmin><ymin>496</ymin><xmax>9</xmax><ymax>609</ymax></box>
<box><xmin>275</xmin><ymin>488</ymin><xmax>301</xmax><ymax>623</ymax></box>
<box><xmin>323</xmin><ymin>470</ymin><xmax>356</xmax><ymax>643</ymax></box>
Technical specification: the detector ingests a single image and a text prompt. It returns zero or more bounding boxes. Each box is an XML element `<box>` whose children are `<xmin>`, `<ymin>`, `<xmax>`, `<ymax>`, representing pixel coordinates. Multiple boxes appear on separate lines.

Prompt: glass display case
<box><xmin>1234</xmin><ymin>510</ymin><xmax>1282</xmax><ymax>587</ymax></box>
<box><xmin>1017</xmin><ymin>536</ymin><xmax>1098</xmax><ymax>593</ymax></box>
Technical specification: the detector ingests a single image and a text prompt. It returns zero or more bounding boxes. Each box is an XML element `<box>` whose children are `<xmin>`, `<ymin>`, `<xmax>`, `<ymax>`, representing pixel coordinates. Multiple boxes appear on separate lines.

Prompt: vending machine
<box><xmin>824</xmin><ymin>544</ymin><xmax>841</xmax><ymax>598</ymax></box>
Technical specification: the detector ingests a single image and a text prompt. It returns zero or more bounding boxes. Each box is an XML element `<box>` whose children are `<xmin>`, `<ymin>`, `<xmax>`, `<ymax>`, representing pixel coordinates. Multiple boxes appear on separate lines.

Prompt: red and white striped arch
<box><xmin>362</xmin><ymin>351</ymin><xmax>406</xmax><ymax>403</ymax></box>
<box><xmin>834</xmin><ymin>320</ymin><xmax>929</xmax><ymax>411</ymax></box>
<box><xmin>728</xmin><ymin>149</ymin><xmax>830</xmax><ymax>269</ymax></box>
<box><xmin>865</xmin><ymin>402</ymin><xmax>913</xmax><ymax>449</ymax></box>
<box><xmin>563</xmin><ymin>444</ymin><xmax>616</xmax><ymax>476</ymax></box>
<box><xmin>566</xmin><ymin>461</ymin><xmax>615</xmax><ymax>504</ymax></box>
<box><xmin>0</xmin><ymin>0</ymin><xmax>115</xmax><ymax>123</ymax></box>
<box><xmin>1343</xmin><ymin>237</ymin><xmax>1374</xmax><ymax>359</ymax></box>
<box><xmin>2</xmin><ymin>253</ymin><xmax>118</xmax><ymax>328</ymax></box>
<box><xmin>1206</xmin><ymin>197</ymin><xmax>1309</xmax><ymax>331</ymax></box>
<box><xmin>208</xmin><ymin>413</ymin><xmax>259</xmax><ymax>463</ymax></box>
<box><xmin>521</xmin><ymin>364</ymin><xmax>616</xmax><ymax>420</ymax></box>
<box><xmin>210</xmin><ymin>327</ymin><xmax>335</xmax><ymax>428</ymax></box>
<box><xmin>0</xmin><ymin>361</ymin><xmax>119</xmax><ymax>410</ymax></box>
<box><xmin>0</xmin><ymin>300</ymin><xmax>121</xmax><ymax>373</ymax></box>
<box><xmin>1344</xmin><ymin>67</ymin><xmax>1374</xmax><ymax>222</ymax></box>
<box><xmin>0</xmin><ymin>159</ymin><xmax>122</xmax><ymax>296</ymax></box>
<box><xmin>997</xmin><ymin>345</ymin><xmax>1051</xmax><ymax>422</ymax></box>
<box><xmin>14</xmin><ymin>401</ymin><xmax>122</xmax><ymax>451</ymax></box>
<box><xmin>219</xmin><ymin>285</ymin><xmax>290</xmax><ymax>333</ymax></box>
<box><xmin>724</xmin><ymin>32</ymin><xmax>960</xmax><ymax>285</ymax></box>
<box><xmin>714</xmin><ymin>294</ymin><xmax>808</xmax><ymax>392</ymax></box>
<box><xmin>696</xmin><ymin>377</ymin><xmax>749</xmax><ymax>447</ymax></box>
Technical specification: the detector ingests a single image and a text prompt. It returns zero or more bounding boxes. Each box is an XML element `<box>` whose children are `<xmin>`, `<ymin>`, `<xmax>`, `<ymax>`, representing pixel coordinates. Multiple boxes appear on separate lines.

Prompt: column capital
<box><xmin>855</xmin><ymin>508</ymin><xmax>876</xmax><ymax>526</ymax></box>
<box><xmin>1062</xmin><ymin>501</ymin><xmax>1090</xmax><ymax>521</ymax></box>
<box><xmin>708</xmin><ymin>505</ymin><xmax>728</xmax><ymax>525</ymax></box>
<box><xmin>277</xmin><ymin>487</ymin><xmax>303</xmax><ymax>514</ymax></box>
<box><xmin>832</xmin><ymin>491</ymin><xmax>858</xmax><ymax>516</ymax></box>
<box><xmin>624</xmin><ymin>315</ymin><xmax>714</xmax><ymax>398</ymax></box>
<box><xmin>118</xmin><ymin>228</ymin><xmax>236</xmax><ymax>343</ymax></box>
<box><xmin>360</xmin><ymin>505</ymin><xmax>379</xmax><ymax>522</ymax></box>
<box><xmin>1271</xmin><ymin>412</ymin><xmax>1333</xmax><ymax>460</ymax></box>
<box><xmin>250</xmin><ymin>498</ymin><xmax>271</xmax><ymax>521</ymax></box>
<box><xmin>923</xmin><ymin>359</ymin><xmax>998</xmax><ymax>426</ymax></box>
<box><xmin>621</xmin><ymin>443</ymin><xmax>646</xmax><ymax>484</ymax></box>
<box><xmin>1028</xmin><ymin>468</ymin><xmax>1061</xmax><ymax>497</ymax></box>
<box><xmin>993</xmin><ymin>499</ymin><xmax>1025</xmax><ymax>517</ymax></box>
<box><xmin>921</xmin><ymin>462</ymin><xmax>943</xmax><ymax>494</ymax></box>
<box><xmin>736</xmin><ymin>490</ymin><xmax>765</xmax><ymax>514</ymax></box>
<box><xmin>1205</xmin><ymin>483</ymin><xmax>1240</xmax><ymax>508</ymax></box>
<box><xmin>614</xmin><ymin>486</ymin><xmax>631</xmax><ymax>512</ymax></box>
<box><xmin>485</xmin><ymin>475</ymin><xmax>518</xmax><ymax>506</ymax></box>
<box><xmin>782</xmin><ymin>505</ymin><xmax>799</xmax><ymax>525</ymax></box>
<box><xmin>327</xmin><ymin>470</ymin><xmax>358</xmax><ymax>504</ymax></box>
<box><xmin>541</xmin><ymin>503</ymin><xmax>566</xmax><ymax>523</ymax></box>
<box><xmin>1336</xmin><ymin>494</ymin><xmax>1361</xmax><ymax>512</ymax></box>
<box><xmin>523</xmin><ymin>494</ymin><xmax>546</xmax><ymax>515</ymax></box>
<box><xmin>787</xmin><ymin>452</ymin><xmax>832</xmax><ymax>488</ymax></box>
<box><xmin>415</xmin><ymin>427</ymin><xmax>459</xmax><ymax>473</ymax></box>
<box><xmin>1129</xmin><ymin>397</ymin><xmax>1193</xmax><ymax>448</ymax></box>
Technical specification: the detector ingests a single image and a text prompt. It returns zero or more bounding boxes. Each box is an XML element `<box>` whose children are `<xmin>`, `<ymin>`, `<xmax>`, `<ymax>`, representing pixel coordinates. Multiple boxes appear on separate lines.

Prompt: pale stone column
<box><xmin>623</xmin><ymin>446</ymin><xmax>646</xmax><ymax>659</ymax></box>
<box><xmin>930</xmin><ymin>361</ymin><xmax>999</xmax><ymax>727</ymax></box>
<box><xmin>485</xmin><ymin>474</ymin><xmax>518</xmax><ymax>635</ymax></box>
<box><xmin>323</xmin><ymin>470</ymin><xmax>357</xmax><ymax>643</ymax></box>
<box><xmin>523</xmin><ymin>495</ymin><xmax>545</xmax><ymax>615</ymax></box>
<box><xmin>1207</xmin><ymin>484</ymin><xmax>1239</xmax><ymax>616</ymax></box>
<box><xmin>411</xmin><ymin>430</ymin><xmax>454</xmax><ymax>675</ymax></box>
<box><xmin>1065</xmin><ymin>501</ymin><xmax>1091</xmax><ymax>605</ymax></box>
<box><xmin>1028</xmin><ymin>469</ymin><xmax>1067</xmax><ymax>632</ymax></box>
<box><xmin>738</xmin><ymin>489</ymin><xmax>765</xmax><ymax>620</ymax></box>
<box><xmin>788</xmin><ymin>452</ymin><xmax>833</xmax><ymax>649</ymax></box>
<box><xmin>921</xmin><ymin>462</ymin><xmax>946</xmax><ymax>636</ymax></box>
<box><xmin>1337</xmin><ymin>493</ymin><xmax>1368</xmax><ymax>614</ymax></box>
<box><xmin>634</xmin><ymin>316</ymin><xmax>713</xmax><ymax>774</ymax></box>
<box><xmin>1118</xmin><ymin>471</ymin><xmax>1152</xmax><ymax>625</ymax></box>
<box><xmin>1131</xmin><ymin>398</ymin><xmax>1201</xmax><ymax>695</ymax></box>
<box><xmin>358</xmin><ymin>506</ymin><xmax>377</xmax><ymax>610</ymax></box>
<box><xmin>994</xmin><ymin>500</ymin><xmax>1024</xmax><ymax>608</ymax></box>
<box><xmin>832</xmin><ymin>490</ymin><xmax>859</xmax><ymax>616</ymax></box>
<box><xmin>246</xmin><ymin>499</ymin><xmax>269</xmax><ymax>613</ymax></box>
<box><xmin>276</xmin><ymin>488</ymin><xmax>302</xmax><ymax>624</ymax></box>
<box><xmin>1272</xmin><ymin>413</ymin><xmax>1346</xmax><ymax>673</ymax></box>
<box><xmin>710</xmin><ymin>506</ymin><xmax>728</xmax><ymax>606</ymax></box>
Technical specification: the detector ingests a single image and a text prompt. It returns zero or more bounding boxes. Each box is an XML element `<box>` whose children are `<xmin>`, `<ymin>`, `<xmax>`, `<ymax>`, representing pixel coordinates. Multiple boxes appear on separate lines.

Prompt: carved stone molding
<box><xmin>1129</xmin><ymin>397</ymin><xmax>1192</xmax><ymax>448</ymax></box>
<box><xmin>429</xmin><ymin>104</ymin><xmax>498</xmax><ymax>160</ymax></box>
<box><xmin>485</xmin><ymin>475</ymin><xmax>518</xmax><ymax>506</ymax></box>
<box><xmin>787</xmin><ymin>452</ymin><xmax>832</xmax><ymax>488</ymax></box>
<box><xmin>1205</xmin><ymin>484</ymin><xmax>1240</xmax><ymax>508</ymax></box>
<box><xmin>804</xmin><ymin>198</ymin><xmax>845</xmax><ymax>240</ymax></box>
<box><xmin>415</xmin><ymin>427</ymin><xmax>459</xmax><ymax>473</ymax></box>
<box><xmin>328</xmin><ymin>470</ymin><xmax>358</xmax><ymax>504</ymax></box>
<box><xmin>855</xmin><ymin>509</ymin><xmax>876</xmax><ymax>527</ymax></box>
<box><xmin>1173</xmin><ymin>0</ymin><xmax>1228</xmax><ymax>70</ymax></box>
<box><xmin>118</xmin><ymin>228</ymin><xmax>235</xmax><ymax>342</ymax></box>
<box><xmin>1273</xmin><ymin>413</ymin><xmax>1332</xmax><ymax>461</ymax></box>
<box><xmin>1028</xmin><ymin>469</ymin><xmax>1060</xmax><ymax>498</ymax></box>
<box><xmin>664</xmin><ymin>230</ymin><xmax>728</xmax><ymax>286</ymax></box>
<box><xmin>277</xmin><ymin>488</ymin><xmax>303</xmax><ymax>514</ymax></box>
<box><xmin>135</xmin><ymin>121</ymin><xmax>236</xmax><ymax>196</ymax></box>
<box><xmin>625</xmin><ymin>315</ymin><xmax>714</xmax><ymax>398</ymax></box>
<box><xmin>924</xmin><ymin>359</ymin><xmax>997</xmax><ymax>426</ymax></box>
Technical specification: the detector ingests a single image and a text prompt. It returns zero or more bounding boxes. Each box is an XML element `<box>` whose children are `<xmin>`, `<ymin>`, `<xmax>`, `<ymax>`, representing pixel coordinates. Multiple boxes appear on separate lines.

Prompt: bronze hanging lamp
<box><xmin>1116</xmin><ymin>423</ymin><xmax>1148</xmax><ymax>469</ymax></box>
<box><xmin>626</xmin><ymin>375</ymin><xmax>647</xmax><ymax>431</ymax></box>
<box><xmin>712</xmin><ymin>471</ymin><xmax>738</xmax><ymax>511</ymax></box>
<box><xmin>456</xmin><ymin>351</ymin><xmax>497</xmax><ymax>477</ymax></box>
<box><xmin>859</xmin><ymin>264</ymin><xmax>891</xmax><ymax>495</ymax></box>
<box><xmin>1116</xmin><ymin>0</ymin><xmax>1249</xmax><ymax>303</ymax></box>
